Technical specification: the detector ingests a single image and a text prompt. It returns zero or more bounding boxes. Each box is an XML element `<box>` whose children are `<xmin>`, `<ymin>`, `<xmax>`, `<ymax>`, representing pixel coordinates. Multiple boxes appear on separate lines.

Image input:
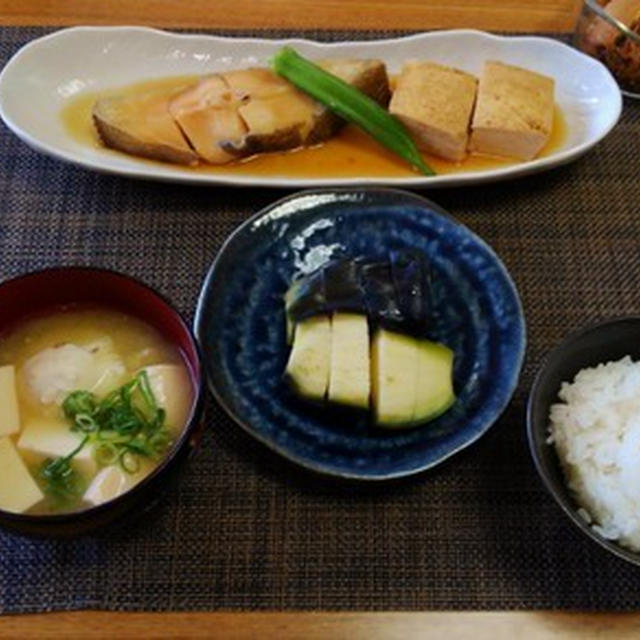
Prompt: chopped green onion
<box><xmin>149</xmin><ymin>431</ymin><xmax>171</xmax><ymax>455</ymax></box>
<box><xmin>40</xmin><ymin>435</ymin><xmax>89</xmax><ymax>504</ymax></box>
<box><xmin>62</xmin><ymin>390</ymin><xmax>97</xmax><ymax>420</ymax></box>
<box><xmin>75</xmin><ymin>413</ymin><xmax>98</xmax><ymax>432</ymax></box>
<box><xmin>119</xmin><ymin>450</ymin><xmax>140</xmax><ymax>474</ymax></box>
<box><xmin>96</xmin><ymin>430</ymin><xmax>131</xmax><ymax>444</ymax></box>
<box><xmin>138</xmin><ymin>370</ymin><xmax>157</xmax><ymax>412</ymax></box>
<box><xmin>124</xmin><ymin>438</ymin><xmax>154</xmax><ymax>457</ymax></box>
<box><xmin>94</xmin><ymin>441</ymin><xmax>120</xmax><ymax>466</ymax></box>
<box><xmin>271</xmin><ymin>46</ymin><xmax>435</xmax><ymax>176</ymax></box>
<box><xmin>57</xmin><ymin>371</ymin><xmax>173</xmax><ymax>483</ymax></box>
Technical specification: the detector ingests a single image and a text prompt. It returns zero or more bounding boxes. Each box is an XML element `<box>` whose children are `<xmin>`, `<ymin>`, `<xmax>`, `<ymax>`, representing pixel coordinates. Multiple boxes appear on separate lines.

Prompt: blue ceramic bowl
<box><xmin>195</xmin><ymin>188</ymin><xmax>525</xmax><ymax>479</ymax></box>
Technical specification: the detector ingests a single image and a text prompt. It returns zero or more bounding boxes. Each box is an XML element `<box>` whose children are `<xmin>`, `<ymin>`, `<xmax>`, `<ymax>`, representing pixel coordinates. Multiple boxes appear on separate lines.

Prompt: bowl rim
<box><xmin>582</xmin><ymin>0</ymin><xmax>640</xmax><ymax>47</ymax></box>
<box><xmin>0</xmin><ymin>265</ymin><xmax>205</xmax><ymax>526</ymax></box>
<box><xmin>194</xmin><ymin>186</ymin><xmax>527</xmax><ymax>480</ymax></box>
<box><xmin>526</xmin><ymin>314</ymin><xmax>640</xmax><ymax>567</ymax></box>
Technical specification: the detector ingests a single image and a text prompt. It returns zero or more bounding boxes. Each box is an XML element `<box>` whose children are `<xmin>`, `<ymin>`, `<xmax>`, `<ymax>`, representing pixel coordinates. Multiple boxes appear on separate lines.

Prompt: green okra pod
<box><xmin>271</xmin><ymin>46</ymin><xmax>435</xmax><ymax>176</ymax></box>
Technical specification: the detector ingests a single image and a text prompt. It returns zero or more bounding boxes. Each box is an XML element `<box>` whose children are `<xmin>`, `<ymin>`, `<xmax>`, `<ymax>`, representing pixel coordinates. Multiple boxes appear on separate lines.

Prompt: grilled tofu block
<box><xmin>469</xmin><ymin>61</ymin><xmax>555</xmax><ymax>160</ymax></box>
<box><xmin>93</xmin><ymin>86</ymin><xmax>198</xmax><ymax>165</ymax></box>
<box><xmin>389</xmin><ymin>62</ymin><xmax>477</xmax><ymax>162</ymax></box>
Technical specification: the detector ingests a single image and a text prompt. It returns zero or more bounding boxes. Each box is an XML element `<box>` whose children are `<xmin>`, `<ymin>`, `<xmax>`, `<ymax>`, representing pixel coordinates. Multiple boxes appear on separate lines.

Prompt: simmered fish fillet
<box><xmin>94</xmin><ymin>59</ymin><xmax>390</xmax><ymax>165</ymax></box>
<box><xmin>93</xmin><ymin>86</ymin><xmax>198</xmax><ymax>165</ymax></box>
<box><xmin>308</xmin><ymin>58</ymin><xmax>391</xmax><ymax>142</ymax></box>
<box><xmin>168</xmin><ymin>75</ymin><xmax>247</xmax><ymax>164</ymax></box>
<box><xmin>218</xmin><ymin>69</ymin><xmax>320</xmax><ymax>158</ymax></box>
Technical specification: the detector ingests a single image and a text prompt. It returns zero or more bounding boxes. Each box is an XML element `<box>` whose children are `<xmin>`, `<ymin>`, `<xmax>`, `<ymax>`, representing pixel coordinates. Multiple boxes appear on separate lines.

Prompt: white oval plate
<box><xmin>0</xmin><ymin>26</ymin><xmax>622</xmax><ymax>189</ymax></box>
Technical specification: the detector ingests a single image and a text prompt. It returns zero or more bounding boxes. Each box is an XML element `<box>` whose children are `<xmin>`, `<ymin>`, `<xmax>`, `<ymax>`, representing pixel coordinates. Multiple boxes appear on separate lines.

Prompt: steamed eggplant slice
<box><xmin>412</xmin><ymin>339</ymin><xmax>455</xmax><ymax>423</ymax></box>
<box><xmin>283</xmin><ymin>253</ymin><xmax>455</xmax><ymax>429</ymax></box>
<box><xmin>285</xmin><ymin>269</ymin><xmax>327</xmax><ymax>344</ymax></box>
<box><xmin>328</xmin><ymin>312</ymin><xmax>370</xmax><ymax>409</ymax></box>
<box><xmin>285</xmin><ymin>257</ymin><xmax>366</xmax><ymax>342</ymax></box>
<box><xmin>371</xmin><ymin>329</ymin><xmax>455</xmax><ymax>428</ymax></box>
<box><xmin>285</xmin><ymin>311</ymin><xmax>371</xmax><ymax>410</ymax></box>
<box><xmin>93</xmin><ymin>87</ymin><xmax>198</xmax><ymax>165</ymax></box>
<box><xmin>284</xmin><ymin>315</ymin><xmax>331</xmax><ymax>401</ymax></box>
<box><xmin>285</xmin><ymin>252</ymin><xmax>431</xmax><ymax>336</ymax></box>
<box><xmin>371</xmin><ymin>329</ymin><xmax>419</xmax><ymax>427</ymax></box>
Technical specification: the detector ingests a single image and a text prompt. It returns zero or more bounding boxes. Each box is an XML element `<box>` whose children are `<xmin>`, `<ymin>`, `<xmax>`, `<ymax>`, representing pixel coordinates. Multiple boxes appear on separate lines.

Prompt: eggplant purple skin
<box><xmin>389</xmin><ymin>249</ymin><xmax>432</xmax><ymax>335</ymax></box>
<box><xmin>359</xmin><ymin>260</ymin><xmax>404</xmax><ymax>329</ymax></box>
<box><xmin>323</xmin><ymin>258</ymin><xmax>365</xmax><ymax>313</ymax></box>
<box><xmin>284</xmin><ymin>252</ymin><xmax>433</xmax><ymax>337</ymax></box>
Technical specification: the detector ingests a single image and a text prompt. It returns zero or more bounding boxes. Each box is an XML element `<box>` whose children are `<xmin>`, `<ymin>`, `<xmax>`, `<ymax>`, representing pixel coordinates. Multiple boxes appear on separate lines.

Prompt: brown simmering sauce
<box><xmin>61</xmin><ymin>75</ymin><xmax>568</xmax><ymax>178</ymax></box>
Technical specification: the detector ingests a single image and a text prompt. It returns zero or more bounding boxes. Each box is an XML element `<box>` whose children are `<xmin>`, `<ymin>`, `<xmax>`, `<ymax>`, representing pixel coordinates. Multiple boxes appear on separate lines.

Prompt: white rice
<box><xmin>549</xmin><ymin>355</ymin><xmax>640</xmax><ymax>551</ymax></box>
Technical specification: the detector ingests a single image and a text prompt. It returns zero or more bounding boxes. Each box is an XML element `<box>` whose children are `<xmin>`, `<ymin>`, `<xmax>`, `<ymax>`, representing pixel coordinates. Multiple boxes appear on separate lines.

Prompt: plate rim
<box><xmin>0</xmin><ymin>26</ymin><xmax>623</xmax><ymax>189</ymax></box>
<box><xmin>194</xmin><ymin>187</ymin><xmax>527</xmax><ymax>480</ymax></box>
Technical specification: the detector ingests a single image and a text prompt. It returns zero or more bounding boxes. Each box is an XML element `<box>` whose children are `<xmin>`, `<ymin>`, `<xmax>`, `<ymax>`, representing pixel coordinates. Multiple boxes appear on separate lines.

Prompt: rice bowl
<box><xmin>549</xmin><ymin>356</ymin><xmax>640</xmax><ymax>552</ymax></box>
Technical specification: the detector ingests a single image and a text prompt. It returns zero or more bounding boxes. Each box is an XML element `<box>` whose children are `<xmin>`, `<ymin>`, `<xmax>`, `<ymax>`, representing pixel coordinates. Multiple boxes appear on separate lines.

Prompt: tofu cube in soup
<box><xmin>0</xmin><ymin>365</ymin><xmax>20</xmax><ymax>436</ymax></box>
<box><xmin>0</xmin><ymin>437</ymin><xmax>44</xmax><ymax>513</ymax></box>
<box><xmin>470</xmin><ymin>61</ymin><xmax>555</xmax><ymax>160</ymax></box>
<box><xmin>389</xmin><ymin>62</ymin><xmax>478</xmax><ymax>162</ymax></box>
<box><xmin>17</xmin><ymin>418</ymin><xmax>97</xmax><ymax>479</ymax></box>
<box><xmin>84</xmin><ymin>464</ymin><xmax>150</xmax><ymax>507</ymax></box>
<box><xmin>143</xmin><ymin>364</ymin><xmax>193</xmax><ymax>434</ymax></box>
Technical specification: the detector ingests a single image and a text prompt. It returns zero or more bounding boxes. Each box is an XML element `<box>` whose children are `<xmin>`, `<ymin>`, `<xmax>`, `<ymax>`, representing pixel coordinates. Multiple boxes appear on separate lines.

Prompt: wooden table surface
<box><xmin>1</xmin><ymin>1</ymin><xmax>638</xmax><ymax>638</ymax></box>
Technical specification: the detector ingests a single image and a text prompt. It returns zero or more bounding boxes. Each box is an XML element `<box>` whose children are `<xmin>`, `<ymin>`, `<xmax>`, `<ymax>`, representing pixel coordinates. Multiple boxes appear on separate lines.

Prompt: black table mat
<box><xmin>1</xmin><ymin>26</ymin><xmax>640</xmax><ymax>613</ymax></box>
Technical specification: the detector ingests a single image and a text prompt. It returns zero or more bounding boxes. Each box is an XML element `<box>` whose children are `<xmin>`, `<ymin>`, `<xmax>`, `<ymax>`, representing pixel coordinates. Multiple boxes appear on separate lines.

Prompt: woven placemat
<box><xmin>1</xmin><ymin>26</ymin><xmax>640</xmax><ymax>613</ymax></box>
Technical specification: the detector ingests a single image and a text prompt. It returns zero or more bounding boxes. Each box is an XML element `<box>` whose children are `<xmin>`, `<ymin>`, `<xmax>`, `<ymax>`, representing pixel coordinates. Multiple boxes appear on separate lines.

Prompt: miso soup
<box><xmin>0</xmin><ymin>306</ymin><xmax>194</xmax><ymax>515</ymax></box>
